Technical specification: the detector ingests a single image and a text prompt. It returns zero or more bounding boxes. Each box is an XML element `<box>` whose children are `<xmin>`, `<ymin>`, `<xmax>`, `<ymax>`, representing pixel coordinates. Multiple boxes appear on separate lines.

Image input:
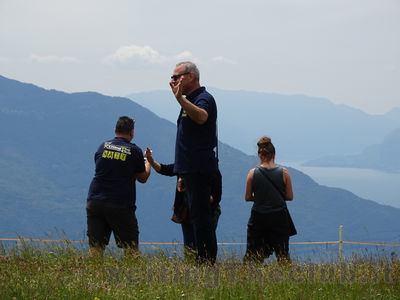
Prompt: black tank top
<box><xmin>252</xmin><ymin>166</ymin><xmax>286</xmax><ymax>213</ymax></box>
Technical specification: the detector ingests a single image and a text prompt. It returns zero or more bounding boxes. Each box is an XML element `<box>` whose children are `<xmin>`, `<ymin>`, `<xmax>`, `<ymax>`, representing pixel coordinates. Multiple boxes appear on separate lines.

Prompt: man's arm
<box><xmin>145</xmin><ymin>147</ymin><xmax>176</xmax><ymax>176</ymax></box>
<box><xmin>176</xmin><ymin>96</ymin><xmax>208</xmax><ymax>125</ymax></box>
<box><xmin>135</xmin><ymin>160</ymin><xmax>151</xmax><ymax>183</ymax></box>
<box><xmin>145</xmin><ymin>147</ymin><xmax>161</xmax><ymax>172</ymax></box>
<box><xmin>169</xmin><ymin>77</ymin><xmax>208</xmax><ymax>125</ymax></box>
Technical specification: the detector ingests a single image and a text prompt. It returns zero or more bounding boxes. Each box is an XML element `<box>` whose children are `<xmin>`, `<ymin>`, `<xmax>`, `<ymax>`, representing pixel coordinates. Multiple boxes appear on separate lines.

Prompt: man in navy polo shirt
<box><xmin>86</xmin><ymin>116</ymin><xmax>151</xmax><ymax>257</ymax></box>
<box><xmin>169</xmin><ymin>61</ymin><xmax>219</xmax><ymax>264</ymax></box>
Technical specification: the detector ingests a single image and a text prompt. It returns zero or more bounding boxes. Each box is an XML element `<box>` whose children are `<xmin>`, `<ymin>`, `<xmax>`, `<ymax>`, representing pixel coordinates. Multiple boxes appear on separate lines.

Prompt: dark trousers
<box><xmin>183</xmin><ymin>172</ymin><xmax>217</xmax><ymax>264</ymax></box>
<box><xmin>181</xmin><ymin>205</ymin><xmax>220</xmax><ymax>257</ymax></box>
<box><xmin>181</xmin><ymin>222</ymin><xmax>196</xmax><ymax>250</ymax></box>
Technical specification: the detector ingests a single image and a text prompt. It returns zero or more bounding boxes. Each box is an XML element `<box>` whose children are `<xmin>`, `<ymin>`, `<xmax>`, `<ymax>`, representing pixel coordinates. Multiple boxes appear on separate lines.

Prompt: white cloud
<box><xmin>29</xmin><ymin>54</ymin><xmax>80</xmax><ymax>64</ymax></box>
<box><xmin>103</xmin><ymin>45</ymin><xmax>199</xmax><ymax>65</ymax></box>
<box><xmin>104</xmin><ymin>45</ymin><xmax>165</xmax><ymax>64</ymax></box>
<box><xmin>174</xmin><ymin>51</ymin><xmax>199</xmax><ymax>63</ymax></box>
<box><xmin>211</xmin><ymin>56</ymin><xmax>237</xmax><ymax>65</ymax></box>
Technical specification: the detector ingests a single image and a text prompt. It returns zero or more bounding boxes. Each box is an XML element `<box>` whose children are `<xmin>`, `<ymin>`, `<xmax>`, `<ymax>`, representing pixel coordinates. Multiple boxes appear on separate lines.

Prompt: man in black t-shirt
<box><xmin>169</xmin><ymin>61</ymin><xmax>219</xmax><ymax>264</ymax></box>
<box><xmin>86</xmin><ymin>116</ymin><xmax>150</xmax><ymax>257</ymax></box>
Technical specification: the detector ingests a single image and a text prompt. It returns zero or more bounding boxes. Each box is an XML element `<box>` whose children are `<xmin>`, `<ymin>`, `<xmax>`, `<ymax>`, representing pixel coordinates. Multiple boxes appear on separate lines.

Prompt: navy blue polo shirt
<box><xmin>87</xmin><ymin>137</ymin><xmax>145</xmax><ymax>208</ymax></box>
<box><xmin>173</xmin><ymin>87</ymin><xmax>218</xmax><ymax>174</ymax></box>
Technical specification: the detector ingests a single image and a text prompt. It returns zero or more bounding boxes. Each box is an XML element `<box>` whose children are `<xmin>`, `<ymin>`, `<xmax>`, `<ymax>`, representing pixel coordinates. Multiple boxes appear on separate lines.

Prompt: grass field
<box><xmin>1</xmin><ymin>240</ymin><xmax>400</xmax><ymax>299</ymax></box>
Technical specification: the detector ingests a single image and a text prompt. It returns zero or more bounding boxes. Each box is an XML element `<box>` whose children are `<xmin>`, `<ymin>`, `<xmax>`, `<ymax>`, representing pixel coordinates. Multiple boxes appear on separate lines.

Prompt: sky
<box><xmin>0</xmin><ymin>0</ymin><xmax>399</xmax><ymax>114</ymax></box>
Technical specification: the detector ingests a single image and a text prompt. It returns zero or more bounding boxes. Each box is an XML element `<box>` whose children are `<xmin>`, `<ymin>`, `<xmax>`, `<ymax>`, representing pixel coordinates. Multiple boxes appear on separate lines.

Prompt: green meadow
<box><xmin>1</xmin><ymin>241</ymin><xmax>399</xmax><ymax>299</ymax></box>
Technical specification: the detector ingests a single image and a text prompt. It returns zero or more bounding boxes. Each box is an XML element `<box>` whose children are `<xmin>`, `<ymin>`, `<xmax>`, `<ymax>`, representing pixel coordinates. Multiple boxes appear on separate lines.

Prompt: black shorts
<box><xmin>245</xmin><ymin>209</ymin><xmax>290</xmax><ymax>261</ymax></box>
<box><xmin>86</xmin><ymin>201</ymin><xmax>139</xmax><ymax>249</ymax></box>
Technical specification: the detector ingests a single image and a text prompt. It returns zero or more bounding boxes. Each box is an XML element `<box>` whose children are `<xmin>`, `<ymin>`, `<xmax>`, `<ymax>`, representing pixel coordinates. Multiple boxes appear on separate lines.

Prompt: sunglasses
<box><xmin>170</xmin><ymin>72</ymin><xmax>190</xmax><ymax>81</ymax></box>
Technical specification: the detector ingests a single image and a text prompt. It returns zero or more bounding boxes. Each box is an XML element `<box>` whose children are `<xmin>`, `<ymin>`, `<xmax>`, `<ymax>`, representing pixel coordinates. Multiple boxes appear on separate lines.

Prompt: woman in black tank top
<box><xmin>243</xmin><ymin>136</ymin><xmax>295</xmax><ymax>263</ymax></box>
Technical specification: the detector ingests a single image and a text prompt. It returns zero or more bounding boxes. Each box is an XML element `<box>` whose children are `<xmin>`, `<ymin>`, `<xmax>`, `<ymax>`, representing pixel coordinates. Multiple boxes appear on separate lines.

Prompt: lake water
<box><xmin>283</xmin><ymin>162</ymin><xmax>400</xmax><ymax>208</ymax></box>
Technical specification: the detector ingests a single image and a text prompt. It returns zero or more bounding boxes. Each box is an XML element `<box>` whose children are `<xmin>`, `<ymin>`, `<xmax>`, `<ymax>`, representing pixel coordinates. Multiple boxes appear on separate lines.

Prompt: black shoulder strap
<box><xmin>257</xmin><ymin>167</ymin><xmax>287</xmax><ymax>205</ymax></box>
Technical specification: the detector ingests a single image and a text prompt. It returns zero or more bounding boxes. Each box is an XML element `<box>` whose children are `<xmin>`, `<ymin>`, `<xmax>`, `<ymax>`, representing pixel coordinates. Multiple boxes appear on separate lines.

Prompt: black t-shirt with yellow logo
<box><xmin>87</xmin><ymin>137</ymin><xmax>145</xmax><ymax>208</ymax></box>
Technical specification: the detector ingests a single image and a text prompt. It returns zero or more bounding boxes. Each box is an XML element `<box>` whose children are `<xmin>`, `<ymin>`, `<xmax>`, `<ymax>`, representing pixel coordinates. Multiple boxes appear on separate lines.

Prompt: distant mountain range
<box><xmin>385</xmin><ymin>107</ymin><xmax>400</xmax><ymax>121</ymax></box>
<box><xmin>304</xmin><ymin>128</ymin><xmax>400</xmax><ymax>173</ymax></box>
<box><xmin>1</xmin><ymin>75</ymin><xmax>400</xmax><ymax>248</ymax></box>
<box><xmin>127</xmin><ymin>89</ymin><xmax>400</xmax><ymax>162</ymax></box>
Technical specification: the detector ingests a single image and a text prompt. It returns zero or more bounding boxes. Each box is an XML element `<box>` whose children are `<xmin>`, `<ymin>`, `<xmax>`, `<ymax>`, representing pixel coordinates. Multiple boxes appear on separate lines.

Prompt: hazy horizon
<box><xmin>1</xmin><ymin>0</ymin><xmax>399</xmax><ymax>114</ymax></box>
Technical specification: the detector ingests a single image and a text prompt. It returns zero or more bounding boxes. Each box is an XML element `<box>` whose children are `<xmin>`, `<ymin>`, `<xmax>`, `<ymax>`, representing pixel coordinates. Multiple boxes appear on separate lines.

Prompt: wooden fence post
<box><xmin>339</xmin><ymin>225</ymin><xmax>343</xmax><ymax>263</ymax></box>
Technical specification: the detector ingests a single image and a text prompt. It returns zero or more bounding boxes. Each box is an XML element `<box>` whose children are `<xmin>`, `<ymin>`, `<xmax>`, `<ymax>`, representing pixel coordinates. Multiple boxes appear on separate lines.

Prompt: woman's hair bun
<box><xmin>257</xmin><ymin>136</ymin><xmax>271</xmax><ymax>147</ymax></box>
<box><xmin>257</xmin><ymin>136</ymin><xmax>275</xmax><ymax>159</ymax></box>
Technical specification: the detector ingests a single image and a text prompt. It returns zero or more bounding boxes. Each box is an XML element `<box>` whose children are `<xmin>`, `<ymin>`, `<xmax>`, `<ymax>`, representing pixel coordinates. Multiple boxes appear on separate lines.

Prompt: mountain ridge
<box><xmin>1</xmin><ymin>74</ymin><xmax>400</xmax><ymax>246</ymax></box>
<box><xmin>304</xmin><ymin>128</ymin><xmax>400</xmax><ymax>173</ymax></box>
<box><xmin>128</xmin><ymin>88</ymin><xmax>400</xmax><ymax>161</ymax></box>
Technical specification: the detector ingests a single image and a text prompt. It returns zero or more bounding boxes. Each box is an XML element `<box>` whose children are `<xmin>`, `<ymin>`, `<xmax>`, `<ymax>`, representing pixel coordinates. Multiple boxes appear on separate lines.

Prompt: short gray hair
<box><xmin>176</xmin><ymin>61</ymin><xmax>200</xmax><ymax>81</ymax></box>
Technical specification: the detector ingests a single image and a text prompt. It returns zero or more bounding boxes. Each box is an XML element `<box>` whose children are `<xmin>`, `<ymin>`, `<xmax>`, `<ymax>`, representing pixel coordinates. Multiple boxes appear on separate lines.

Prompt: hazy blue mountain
<box><xmin>304</xmin><ymin>128</ymin><xmax>400</xmax><ymax>173</ymax></box>
<box><xmin>127</xmin><ymin>89</ymin><xmax>400</xmax><ymax>161</ymax></box>
<box><xmin>1</xmin><ymin>75</ymin><xmax>400</xmax><ymax>248</ymax></box>
<box><xmin>385</xmin><ymin>107</ymin><xmax>400</xmax><ymax>122</ymax></box>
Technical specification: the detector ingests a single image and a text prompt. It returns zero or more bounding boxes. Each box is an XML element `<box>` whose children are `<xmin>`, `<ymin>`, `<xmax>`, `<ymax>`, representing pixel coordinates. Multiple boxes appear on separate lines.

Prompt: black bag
<box><xmin>211</xmin><ymin>169</ymin><xmax>222</xmax><ymax>205</ymax></box>
<box><xmin>171</xmin><ymin>200</ymin><xmax>189</xmax><ymax>224</ymax></box>
<box><xmin>284</xmin><ymin>207</ymin><xmax>297</xmax><ymax>236</ymax></box>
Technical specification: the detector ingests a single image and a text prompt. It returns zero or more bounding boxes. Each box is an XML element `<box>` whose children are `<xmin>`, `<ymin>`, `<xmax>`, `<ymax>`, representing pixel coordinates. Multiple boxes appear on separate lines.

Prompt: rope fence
<box><xmin>1</xmin><ymin>238</ymin><xmax>400</xmax><ymax>246</ymax></box>
<box><xmin>1</xmin><ymin>226</ymin><xmax>400</xmax><ymax>260</ymax></box>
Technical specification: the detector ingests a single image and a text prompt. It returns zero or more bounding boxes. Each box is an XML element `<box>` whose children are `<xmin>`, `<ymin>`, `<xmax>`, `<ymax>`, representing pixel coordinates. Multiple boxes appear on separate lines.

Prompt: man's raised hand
<box><xmin>169</xmin><ymin>76</ymin><xmax>183</xmax><ymax>101</ymax></box>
